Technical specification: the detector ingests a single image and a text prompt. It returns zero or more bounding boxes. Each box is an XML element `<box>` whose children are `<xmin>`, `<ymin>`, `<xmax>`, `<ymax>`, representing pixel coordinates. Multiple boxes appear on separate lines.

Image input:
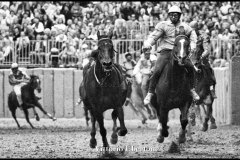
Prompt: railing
<box><xmin>0</xmin><ymin>39</ymin><xmax>239</xmax><ymax>68</ymax></box>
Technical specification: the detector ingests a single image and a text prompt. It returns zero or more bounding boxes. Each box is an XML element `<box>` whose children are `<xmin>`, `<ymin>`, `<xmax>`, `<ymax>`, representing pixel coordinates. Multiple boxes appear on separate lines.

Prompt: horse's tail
<box><xmin>8</xmin><ymin>91</ymin><xmax>18</xmax><ymax>111</ymax></box>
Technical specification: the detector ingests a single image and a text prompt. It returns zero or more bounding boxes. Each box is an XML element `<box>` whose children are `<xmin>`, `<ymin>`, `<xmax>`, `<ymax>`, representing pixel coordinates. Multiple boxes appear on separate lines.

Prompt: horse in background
<box><xmin>186</xmin><ymin>60</ymin><xmax>217</xmax><ymax>140</ymax></box>
<box><xmin>8</xmin><ymin>75</ymin><xmax>57</xmax><ymax>129</ymax></box>
<box><xmin>151</xmin><ymin>35</ymin><xmax>194</xmax><ymax>144</ymax></box>
<box><xmin>80</xmin><ymin>31</ymin><xmax>128</xmax><ymax>149</ymax></box>
<box><xmin>126</xmin><ymin>71</ymin><xmax>157</xmax><ymax>124</ymax></box>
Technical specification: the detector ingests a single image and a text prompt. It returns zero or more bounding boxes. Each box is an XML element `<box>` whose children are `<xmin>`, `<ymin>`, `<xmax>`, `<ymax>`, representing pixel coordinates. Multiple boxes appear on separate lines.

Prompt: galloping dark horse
<box><xmin>80</xmin><ymin>31</ymin><xmax>128</xmax><ymax>149</ymax></box>
<box><xmin>193</xmin><ymin>62</ymin><xmax>217</xmax><ymax>131</ymax></box>
<box><xmin>8</xmin><ymin>75</ymin><xmax>57</xmax><ymax>129</ymax></box>
<box><xmin>151</xmin><ymin>35</ymin><xmax>194</xmax><ymax>144</ymax></box>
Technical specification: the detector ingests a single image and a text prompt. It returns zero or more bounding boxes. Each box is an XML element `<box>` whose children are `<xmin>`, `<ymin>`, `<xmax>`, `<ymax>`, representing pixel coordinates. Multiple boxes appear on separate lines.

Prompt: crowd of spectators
<box><xmin>0</xmin><ymin>1</ymin><xmax>239</xmax><ymax>67</ymax></box>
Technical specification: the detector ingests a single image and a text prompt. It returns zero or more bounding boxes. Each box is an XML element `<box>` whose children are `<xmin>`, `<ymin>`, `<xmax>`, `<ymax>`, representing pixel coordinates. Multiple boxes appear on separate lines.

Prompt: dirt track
<box><xmin>0</xmin><ymin>118</ymin><xmax>239</xmax><ymax>158</ymax></box>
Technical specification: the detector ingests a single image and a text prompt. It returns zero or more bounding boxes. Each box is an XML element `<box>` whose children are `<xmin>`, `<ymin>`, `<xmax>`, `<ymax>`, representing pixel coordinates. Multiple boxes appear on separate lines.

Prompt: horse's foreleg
<box><xmin>34</xmin><ymin>101</ymin><xmax>57</xmax><ymax>121</ymax></box>
<box><xmin>144</xmin><ymin>104</ymin><xmax>153</xmax><ymax>118</ymax></box>
<box><xmin>128</xmin><ymin>100</ymin><xmax>140</xmax><ymax>116</ymax></box>
<box><xmin>201</xmin><ymin>104</ymin><xmax>209</xmax><ymax>132</ymax></box>
<box><xmin>110</xmin><ymin>109</ymin><xmax>118</xmax><ymax>144</ymax></box>
<box><xmin>96</xmin><ymin>113</ymin><xmax>109</xmax><ymax>148</ymax></box>
<box><xmin>138</xmin><ymin>104</ymin><xmax>148</xmax><ymax>124</ymax></box>
<box><xmin>23</xmin><ymin>108</ymin><xmax>35</xmax><ymax>129</ymax></box>
<box><xmin>187</xmin><ymin>104</ymin><xmax>195</xmax><ymax>141</ymax></box>
<box><xmin>89</xmin><ymin>111</ymin><xmax>97</xmax><ymax>148</ymax></box>
<box><xmin>148</xmin><ymin>104</ymin><xmax>157</xmax><ymax>119</ymax></box>
<box><xmin>178</xmin><ymin>102</ymin><xmax>191</xmax><ymax>144</ymax></box>
<box><xmin>131</xmin><ymin>101</ymin><xmax>147</xmax><ymax>124</ymax></box>
<box><xmin>32</xmin><ymin>107</ymin><xmax>40</xmax><ymax>121</ymax></box>
<box><xmin>157</xmin><ymin>108</ymin><xmax>169</xmax><ymax>143</ymax></box>
<box><xmin>117</xmin><ymin>106</ymin><xmax>128</xmax><ymax>136</ymax></box>
<box><xmin>208</xmin><ymin>104</ymin><xmax>217</xmax><ymax>130</ymax></box>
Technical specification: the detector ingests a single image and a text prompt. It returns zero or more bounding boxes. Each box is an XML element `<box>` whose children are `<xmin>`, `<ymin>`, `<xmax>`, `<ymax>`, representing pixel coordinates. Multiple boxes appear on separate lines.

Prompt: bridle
<box><xmin>97</xmin><ymin>38</ymin><xmax>118</xmax><ymax>54</ymax></box>
<box><xmin>94</xmin><ymin>37</ymin><xmax>118</xmax><ymax>87</ymax></box>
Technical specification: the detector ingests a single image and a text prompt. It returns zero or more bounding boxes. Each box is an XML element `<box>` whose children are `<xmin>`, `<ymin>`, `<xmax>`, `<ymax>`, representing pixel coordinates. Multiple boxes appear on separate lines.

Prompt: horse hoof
<box><xmin>162</xmin><ymin>130</ymin><xmax>169</xmax><ymax>137</ymax></box>
<box><xmin>178</xmin><ymin>130</ymin><xmax>186</xmax><ymax>143</ymax></box>
<box><xmin>178</xmin><ymin>136</ymin><xmax>186</xmax><ymax>144</ymax></box>
<box><xmin>118</xmin><ymin>129</ymin><xmax>128</xmax><ymax>136</ymax></box>
<box><xmin>110</xmin><ymin>136</ymin><xmax>118</xmax><ymax>144</ymax></box>
<box><xmin>168</xmin><ymin>141</ymin><xmax>180</xmax><ymax>153</ymax></box>
<box><xmin>36</xmin><ymin>116</ymin><xmax>40</xmax><ymax>121</ymax></box>
<box><xmin>111</xmin><ymin>133</ymin><xmax>118</xmax><ymax>144</ymax></box>
<box><xmin>52</xmin><ymin>117</ymin><xmax>57</xmax><ymax>121</ymax></box>
<box><xmin>90</xmin><ymin>139</ymin><xmax>97</xmax><ymax>148</ymax></box>
<box><xmin>210</xmin><ymin>123</ymin><xmax>217</xmax><ymax>129</ymax></box>
<box><xmin>142</xmin><ymin>118</ymin><xmax>147</xmax><ymax>124</ymax></box>
<box><xmin>157</xmin><ymin>136</ymin><xmax>164</xmax><ymax>143</ymax></box>
<box><xmin>201</xmin><ymin>123</ymin><xmax>208</xmax><ymax>132</ymax></box>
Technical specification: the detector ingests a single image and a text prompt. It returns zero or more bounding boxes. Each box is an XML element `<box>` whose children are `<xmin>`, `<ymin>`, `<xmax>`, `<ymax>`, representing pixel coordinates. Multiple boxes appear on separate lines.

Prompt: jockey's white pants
<box><xmin>13</xmin><ymin>83</ymin><xmax>27</xmax><ymax>106</ymax></box>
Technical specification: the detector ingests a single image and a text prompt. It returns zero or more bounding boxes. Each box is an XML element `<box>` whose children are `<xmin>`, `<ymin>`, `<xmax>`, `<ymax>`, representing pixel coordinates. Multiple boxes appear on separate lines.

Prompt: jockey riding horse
<box><xmin>142</xmin><ymin>5</ymin><xmax>199</xmax><ymax>106</ymax></box>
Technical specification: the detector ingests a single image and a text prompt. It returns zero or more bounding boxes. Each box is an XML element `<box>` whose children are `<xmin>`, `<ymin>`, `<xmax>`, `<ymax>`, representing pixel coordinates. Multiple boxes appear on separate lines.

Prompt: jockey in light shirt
<box><xmin>8</xmin><ymin>63</ymin><xmax>30</xmax><ymax>110</ymax></box>
<box><xmin>142</xmin><ymin>5</ymin><xmax>199</xmax><ymax>105</ymax></box>
<box><xmin>132</xmin><ymin>49</ymin><xmax>157</xmax><ymax>100</ymax></box>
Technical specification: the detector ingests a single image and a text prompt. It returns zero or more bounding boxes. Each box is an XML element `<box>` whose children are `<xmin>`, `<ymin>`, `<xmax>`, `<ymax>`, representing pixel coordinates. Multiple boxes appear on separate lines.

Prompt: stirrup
<box><xmin>191</xmin><ymin>90</ymin><xmax>200</xmax><ymax>101</ymax></box>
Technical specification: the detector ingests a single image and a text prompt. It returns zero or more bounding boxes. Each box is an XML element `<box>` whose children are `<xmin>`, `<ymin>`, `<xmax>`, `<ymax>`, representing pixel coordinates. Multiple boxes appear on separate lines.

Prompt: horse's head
<box><xmin>29</xmin><ymin>75</ymin><xmax>41</xmax><ymax>93</ymax></box>
<box><xmin>97</xmin><ymin>30</ymin><xmax>115</xmax><ymax>72</ymax></box>
<box><xmin>172</xmin><ymin>35</ymin><xmax>190</xmax><ymax>66</ymax></box>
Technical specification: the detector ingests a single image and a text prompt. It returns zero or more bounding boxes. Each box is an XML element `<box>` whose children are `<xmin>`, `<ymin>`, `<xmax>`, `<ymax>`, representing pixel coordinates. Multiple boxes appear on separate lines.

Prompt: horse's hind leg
<box><xmin>23</xmin><ymin>108</ymin><xmax>35</xmax><ymax>129</ymax></box>
<box><xmin>32</xmin><ymin>107</ymin><xmax>40</xmax><ymax>121</ymax></box>
<box><xmin>34</xmin><ymin>101</ymin><xmax>57</xmax><ymax>121</ymax></box>
<box><xmin>89</xmin><ymin>111</ymin><xmax>97</xmax><ymax>148</ymax></box>
<box><xmin>110</xmin><ymin>109</ymin><xmax>118</xmax><ymax>144</ymax></box>
<box><xmin>10</xmin><ymin>109</ymin><xmax>21</xmax><ymax>129</ymax></box>
<box><xmin>117</xmin><ymin>106</ymin><xmax>128</xmax><ymax>136</ymax></box>
<box><xmin>84</xmin><ymin>106</ymin><xmax>90</xmax><ymax>127</ymax></box>
<box><xmin>128</xmin><ymin>100</ymin><xmax>140</xmax><ymax>116</ymax></box>
<box><xmin>157</xmin><ymin>108</ymin><xmax>169</xmax><ymax>143</ymax></box>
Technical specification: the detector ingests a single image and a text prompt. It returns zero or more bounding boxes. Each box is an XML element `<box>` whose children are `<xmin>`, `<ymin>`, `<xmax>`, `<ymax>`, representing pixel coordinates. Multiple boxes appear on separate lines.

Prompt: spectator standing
<box><xmin>60</xmin><ymin>4</ymin><xmax>72</xmax><ymax>25</ymax></box>
<box><xmin>42</xmin><ymin>14</ymin><xmax>53</xmax><ymax>30</ymax></box>
<box><xmin>31</xmin><ymin>17</ymin><xmax>44</xmax><ymax>38</ymax></box>
<box><xmin>16</xmin><ymin>31</ymin><xmax>30</xmax><ymax>58</ymax></box>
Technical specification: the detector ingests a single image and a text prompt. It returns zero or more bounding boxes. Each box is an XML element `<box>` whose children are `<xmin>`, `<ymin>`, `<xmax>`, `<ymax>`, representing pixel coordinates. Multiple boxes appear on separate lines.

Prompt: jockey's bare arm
<box><xmin>188</xmin><ymin>27</ymin><xmax>197</xmax><ymax>54</ymax></box>
<box><xmin>200</xmin><ymin>34</ymin><xmax>211</xmax><ymax>59</ymax></box>
<box><xmin>9</xmin><ymin>75</ymin><xmax>22</xmax><ymax>86</ymax></box>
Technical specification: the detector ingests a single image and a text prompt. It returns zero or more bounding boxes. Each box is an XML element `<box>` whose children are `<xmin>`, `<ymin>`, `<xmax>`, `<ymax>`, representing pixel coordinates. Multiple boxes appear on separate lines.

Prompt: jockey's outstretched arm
<box><xmin>143</xmin><ymin>23</ymin><xmax>164</xmax><ymax>50</ymax></box>
<box><xmin>188</xmin><ymin>29</ymin><xmax>197</xmax><ymax>58</ymax></box>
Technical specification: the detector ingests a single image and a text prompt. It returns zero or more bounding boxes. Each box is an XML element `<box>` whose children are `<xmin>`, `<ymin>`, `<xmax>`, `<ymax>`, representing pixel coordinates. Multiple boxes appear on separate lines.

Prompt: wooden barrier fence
<box><xmin>0</xmin><ymin>67</ymin><xmax>233</xmax><ymax>125</ymax></box>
